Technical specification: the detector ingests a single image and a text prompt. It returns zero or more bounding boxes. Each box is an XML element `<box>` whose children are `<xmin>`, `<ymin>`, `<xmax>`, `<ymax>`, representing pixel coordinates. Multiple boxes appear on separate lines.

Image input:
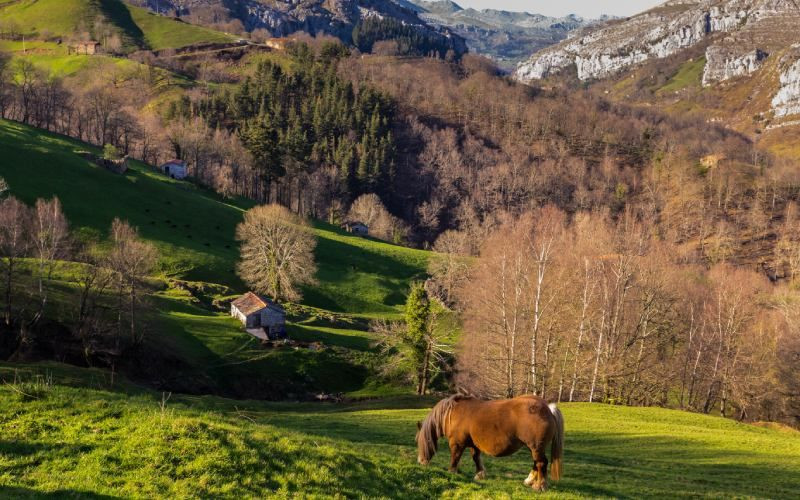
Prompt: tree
<box><xmin>347</xmin><ymin>193</ymin><xmax>406</xmax><ymax>243</ymax></box>
<box><xmin>0</xmin><ymin>196</ymin><xmax>32</xmax><ymax>325</ymax></box>
<box><xmin>31</xmin><ymin>197</ymin><xmax>69</xmax><ymax>322</ymax></box>
<box><xmin>236</xmin><ymin>204</ymin><xmax>317</xmax><ymax>302</ymax></box>
<box><xmin>103</xmin><ymin>144</ymin><xmax>121</xmax><ymax>161</ymax></box>
<box><xmin>373</xmin><ymin>282</ymin><xmax>450</xmax><ymax>394</ymax></box>
<box><xmin>406</xmin><ymin>282</ymin><xmax>432</xmax><ymax>394</ymax></box>
<box><xmin>427</xmin><ymin>230</ymin><xmax>470</xmax><ymax>305</ymax></box>
<box><xmin>106</xmin><ymin>219</ymin><xmax>158</xmax><ymax>345</ymax></box>
<box><xmin>0</xmin><ymin>177</ymin><xmax>8</xmax><ymax>198</ymax></box>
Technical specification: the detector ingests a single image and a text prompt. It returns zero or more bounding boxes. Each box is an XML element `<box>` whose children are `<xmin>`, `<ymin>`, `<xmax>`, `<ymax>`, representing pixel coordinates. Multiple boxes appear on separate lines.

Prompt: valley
<box><xmin>1</xmin><ymin>0</ymin><xmax>800</xmax><ymax>497</ymax></box>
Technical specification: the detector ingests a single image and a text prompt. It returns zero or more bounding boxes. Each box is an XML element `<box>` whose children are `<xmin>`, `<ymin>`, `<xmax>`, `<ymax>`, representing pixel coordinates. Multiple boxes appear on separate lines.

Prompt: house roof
<box><xmin>162</xmin><ymin>159</ymin><xmax>185</xmax><ymax>167</ymax></box>
<box><xmin>231</xmin><ymin>292</ymin><xmax>284</xmax><ymax>316</ymax></box>
<box><xmin>343</xmin><ymin>220</ymin><xmax>367</xmax><ymax>227</ymax></box>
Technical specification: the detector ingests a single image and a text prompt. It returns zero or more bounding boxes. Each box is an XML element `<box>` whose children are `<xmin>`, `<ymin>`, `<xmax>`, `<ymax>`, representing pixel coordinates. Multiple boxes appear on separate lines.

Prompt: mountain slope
<box><xmin>1</xmin><ymin>369</ymin><xmax>799</xmax><ymax>497</ymax></box>
<box><xmin>0</xmin><ymin>119</ymin><xmax>429</xmax><ymax>314</ymax></box>
<box><xmin>0</xmin><ymin>118</ymin><xmax>433</xmax><ymax>398</ymax></box>
<box><xmin>404</xmin><ymin>0</ymin><xmax>595</xmax><ymax>69</ymax></box>
<box><xmin>129</xmin><ymin>0</ymin><xmax>468</xmax><ymax>55</ymax></box>
<box><xmin>514</xmin><ymin>0</ymin><xmax>800</xmax><ymax>155</ymax></box>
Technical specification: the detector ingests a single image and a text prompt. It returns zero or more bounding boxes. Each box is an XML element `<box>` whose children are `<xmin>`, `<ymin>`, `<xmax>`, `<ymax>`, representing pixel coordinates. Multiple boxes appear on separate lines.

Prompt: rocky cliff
<box><xmin>515</xmin><ymin>1</ymin><xmax>800</xmax><ymax>83</ymax></box>
<box><xmin>773</xmin><ymin>51</ymin><xmax>800</xmax><ymax>118</ymax></box>
<box><xmin>702</xmin><ymin>46</ymin><xmax>769</xmax><ymax>86</ymax></box>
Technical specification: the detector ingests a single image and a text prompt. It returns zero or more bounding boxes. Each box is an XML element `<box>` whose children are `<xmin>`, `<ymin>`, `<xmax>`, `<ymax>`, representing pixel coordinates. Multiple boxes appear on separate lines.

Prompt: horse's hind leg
<box><xmin>524</xmin><ymin>444</ymin><xmax>549</xmax><ymax>492</ymax></box>
<box><xmin>471</xmin><ymin>447</ymin><xmax>486</xmax><ymax>480</ymax></box>
<box><xmin>448</xmin><ymin>441</ymin><xmax>465</xmax><ymax>473</ymax></box>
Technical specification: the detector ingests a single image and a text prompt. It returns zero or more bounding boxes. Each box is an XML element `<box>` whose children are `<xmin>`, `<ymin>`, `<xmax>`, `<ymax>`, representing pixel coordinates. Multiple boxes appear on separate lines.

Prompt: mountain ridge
<box><xmin>401</xmin><ymin>0</ymin><xmax>606</xmax><ymax>69</ymax></box>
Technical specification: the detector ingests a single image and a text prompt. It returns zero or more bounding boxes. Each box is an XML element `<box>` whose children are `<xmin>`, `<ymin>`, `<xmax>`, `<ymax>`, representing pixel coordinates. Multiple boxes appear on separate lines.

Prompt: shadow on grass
<box><xmin>0</xmin><ymin>486</ymin><xmax>119</xmax><ymax>499</ymax></box>
<box><xmin>287</xmin><ymin>325</ymin><xmax>373</xmax><ymax>351</ymax></box>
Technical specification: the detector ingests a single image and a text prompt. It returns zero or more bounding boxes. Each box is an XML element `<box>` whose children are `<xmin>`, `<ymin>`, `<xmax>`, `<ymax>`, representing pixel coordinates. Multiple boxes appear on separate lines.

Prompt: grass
<box><xmin>0</xmin><ymin>0</ymin><xmax>232</xmax><ymax>51</ymax></box>
<box><xmin>658</xmin><ymin>56</ymin><xmax>706</xmax><ymax>94</ymax></box>
<box><xmin>0</xmin><ymin>366</ymin><xmax>798</xmax><ymax>498</ymax></box>
<box><xmin>125</xmin><ymin>3</ymin><xmax>233</xmax><ymax>51</ymax></box>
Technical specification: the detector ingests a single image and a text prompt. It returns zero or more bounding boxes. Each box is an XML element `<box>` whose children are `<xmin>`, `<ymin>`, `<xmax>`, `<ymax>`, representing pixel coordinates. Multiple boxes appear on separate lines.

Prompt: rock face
<box><xmin>403</xmin><ymin>0</ymin><xmax>600</xmax><ymax>70</ymax></box>
<box><xmin>772</xmin><ymin>55</ymin><xmax>800</xmax><ymax>118</ymax></box>
<box><xmin>131</xmin><ymin>0</ymin><xmax>466</xmax><ymax>54</ymax></box>
<box><xmin>514</xmin><ymin>0</ymin><xmax>800</xmax><ymax>83</ymax></box>
<box><xmin>702</xmin><ymin>46</ymin><xmax>769</xmax><ymax>86</ymax></box>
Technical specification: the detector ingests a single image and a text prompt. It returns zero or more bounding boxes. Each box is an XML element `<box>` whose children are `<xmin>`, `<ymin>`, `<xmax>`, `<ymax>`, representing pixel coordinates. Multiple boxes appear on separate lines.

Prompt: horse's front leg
<box><xmin>471</xmin><ymin>447</ymin><xmax>486</xmax><ymax>480</ymax></box>
<box><xmin>448</xmin><ymin>440</ymin><xmax>465</xmax><ymax>473</ymax></box>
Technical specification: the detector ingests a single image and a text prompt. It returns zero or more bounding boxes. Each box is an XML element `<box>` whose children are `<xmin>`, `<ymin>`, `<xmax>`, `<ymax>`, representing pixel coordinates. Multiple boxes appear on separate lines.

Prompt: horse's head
<box><xmin>416</xmin><ymin>418</ymin><xmax>437</xmax><ymax>465</ymax></box>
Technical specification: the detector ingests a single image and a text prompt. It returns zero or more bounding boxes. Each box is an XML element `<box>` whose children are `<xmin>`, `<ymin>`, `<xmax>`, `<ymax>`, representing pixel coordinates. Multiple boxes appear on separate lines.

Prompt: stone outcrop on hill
<box><xmin>702</xmin><ymin>46</ymin><xmax>769</xmax><ymax>86</ymax></box>
<box><xmin>773</xmin><ymin>53</ymin><xmax>800</xmax><ymax>118</ymax></box>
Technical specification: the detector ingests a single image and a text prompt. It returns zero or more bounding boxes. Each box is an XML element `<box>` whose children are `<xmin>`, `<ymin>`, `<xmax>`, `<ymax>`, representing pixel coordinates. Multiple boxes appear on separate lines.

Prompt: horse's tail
<box><xmin>548</xmin><ymin>403</ymin><xmax>564</xmax><ymax>481</ymax></box>
<box><xmin>417</xmin><ymin>395</ymin><xmax>460</xmax><ymax>465</ymax></box>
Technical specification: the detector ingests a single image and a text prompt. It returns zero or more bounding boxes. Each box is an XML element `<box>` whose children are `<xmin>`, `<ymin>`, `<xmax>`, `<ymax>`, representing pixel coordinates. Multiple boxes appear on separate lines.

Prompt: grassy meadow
<box><xmin>0</xmin><ymin>365</ymin><xmax>798</xmax><ymax>498</ymax></box>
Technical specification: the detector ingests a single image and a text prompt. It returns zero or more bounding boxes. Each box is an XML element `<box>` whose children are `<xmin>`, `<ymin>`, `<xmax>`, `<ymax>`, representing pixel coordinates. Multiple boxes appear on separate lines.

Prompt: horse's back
<box><xmin>450</xmin><ymin>395</ymin><xmax>556</xmax><ymax>457</ymax></box>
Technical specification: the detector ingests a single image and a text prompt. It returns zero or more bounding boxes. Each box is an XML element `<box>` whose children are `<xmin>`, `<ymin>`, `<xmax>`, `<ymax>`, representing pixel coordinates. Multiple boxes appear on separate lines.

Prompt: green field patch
<box><xmin>0</xmin><ymin>374</ymin><xmax>797</xmax><ymax>498</ymax></box>
<box><xmin>659</xmin><ymin>56</ymin><xmax>706</xmax><ymax>94</ymax></box>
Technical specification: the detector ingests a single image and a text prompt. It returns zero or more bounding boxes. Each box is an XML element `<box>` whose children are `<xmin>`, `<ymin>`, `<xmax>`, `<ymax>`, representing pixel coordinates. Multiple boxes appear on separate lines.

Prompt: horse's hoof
<box><xmin>474</xmin><ymin>471</ymin><xmax>487</xmax><ymax>481</ymax></box>
<box><xmin>532</xmin><ymin>482</ymin><xmax>548</xmax><ymax>492</ymax></box>
<box><xmin>523</xmin><ymin>471</ymin><xmax>537</xmax><ymax>487</ymax></box>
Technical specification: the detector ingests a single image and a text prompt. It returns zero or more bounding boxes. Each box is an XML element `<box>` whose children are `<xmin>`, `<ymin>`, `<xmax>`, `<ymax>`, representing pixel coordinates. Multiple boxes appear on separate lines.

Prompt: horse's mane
<box><xmin>417</xmin><ymin>395</ymin><xmax>468</xmax><ymax>463</ymax></box>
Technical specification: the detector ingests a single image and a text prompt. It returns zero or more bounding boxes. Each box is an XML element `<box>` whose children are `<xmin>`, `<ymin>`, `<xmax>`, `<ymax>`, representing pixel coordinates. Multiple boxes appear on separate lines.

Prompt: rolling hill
<box><xmin>0</xmin><ymin>0</ymin><xmax>233</xmax><ymax>51</ymax></box>
<box><xmin>0</xmin><ymin>118</ymin><xmax>431</xmax><ymax>398</ymax></box>
<box><xmin>1</xmin><ymin>363</ymin><xmax>799</xmax><ymax>497</ymax></box>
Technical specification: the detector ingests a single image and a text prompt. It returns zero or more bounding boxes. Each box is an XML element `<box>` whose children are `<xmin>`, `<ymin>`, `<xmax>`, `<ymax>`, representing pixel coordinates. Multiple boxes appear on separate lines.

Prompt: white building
<box><xmin>161</xmin><ymin>159</ymin><xmax>188</xmax><ymax>179</ymax></box>
<box><xmin>230</xmin><ymin>292</ymin><xmax>286</xmax><ymax>339</ymax></box>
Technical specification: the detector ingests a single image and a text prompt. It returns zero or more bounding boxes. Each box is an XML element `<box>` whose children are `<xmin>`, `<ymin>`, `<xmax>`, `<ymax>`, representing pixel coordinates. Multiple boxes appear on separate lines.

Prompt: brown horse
<box><xmin>416</xmin><ymin>395</ymin><xmax>564</xmax><ymax>491</ymax></box>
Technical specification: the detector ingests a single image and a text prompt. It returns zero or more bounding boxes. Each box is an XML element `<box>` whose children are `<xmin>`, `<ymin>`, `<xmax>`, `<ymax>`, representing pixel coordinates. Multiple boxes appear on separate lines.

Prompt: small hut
<box><xmin>160</xmin><ymin>159</ymin><xmax>188</xmax><ymax>179</ymax></box>
<box><xmin>230</xmin><ymin>292</ymin><xmax>286</xmax><ymax>339</ymax></box>
<box><xmin>69</xmin><ymin>41</ymin><xmax>100</xmax><ymax>55</ymax></box>
<box><xmin>342</xmin><ymin>221</ymin><xmax>369</xmax><ymax>236</ymax></box>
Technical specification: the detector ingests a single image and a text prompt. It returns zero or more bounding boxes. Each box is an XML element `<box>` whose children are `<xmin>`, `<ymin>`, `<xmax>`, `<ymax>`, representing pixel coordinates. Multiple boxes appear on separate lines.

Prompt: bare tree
<box><xmin>106</xmin><ymin>219</ymin><xmax>158</xmax><ymax>345</ymax></box>
<box><xmin>236</xmin><ymin>204</ymin><xmax>317</xmax><ymax>302</ymax></box>
<box><xmin>0</xmin><ymin>196</ymin><xmax>32</xmax><ymax>325</ymax></box>
<box><xmin>427</xmin><ymin>230</ymin><xmax>470</xmax><ymax>305</ymax></box>
<box><xmin>347</xmin><ymin>193</ymin><xmax>406</xmax><ymax>243</ymax></box>
<box><xmin>31</xmin><ymin>197</ymin><xmax>69</xmax><ymax>323</ymax></box>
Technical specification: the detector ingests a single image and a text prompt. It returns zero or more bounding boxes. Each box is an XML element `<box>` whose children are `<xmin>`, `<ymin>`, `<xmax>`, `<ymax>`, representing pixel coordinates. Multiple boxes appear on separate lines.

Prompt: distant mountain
<box><xmin>128</xmin><ymin>0</ymin><xmax>467</xmax><ymax>56</ymax></box>
<box><xmin>400</xmin><ymin>0</ymin><xmax>607</xmax><ymax>69</ymax></box>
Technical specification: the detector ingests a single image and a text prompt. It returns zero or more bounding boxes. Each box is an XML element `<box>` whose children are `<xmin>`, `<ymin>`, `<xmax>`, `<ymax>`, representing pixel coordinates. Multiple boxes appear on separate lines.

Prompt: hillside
<box><xmin>0</xmin><ymin>118</ymin><xmax>431</xmax><ymax>397</ymax></box>
<box><xmin>1</xmin><ymin>364</ymin><xmax>799</xmax><ymax>497</ymax></box>
<box><xmin>0</xmin><ymin>0</ymin><xmax>233</xmax><ymax>51</ymax></box>
<box><xmin>127</xmin><ymin>0</ymin><xmax>467</xmax><ymax>56</ymax></box>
